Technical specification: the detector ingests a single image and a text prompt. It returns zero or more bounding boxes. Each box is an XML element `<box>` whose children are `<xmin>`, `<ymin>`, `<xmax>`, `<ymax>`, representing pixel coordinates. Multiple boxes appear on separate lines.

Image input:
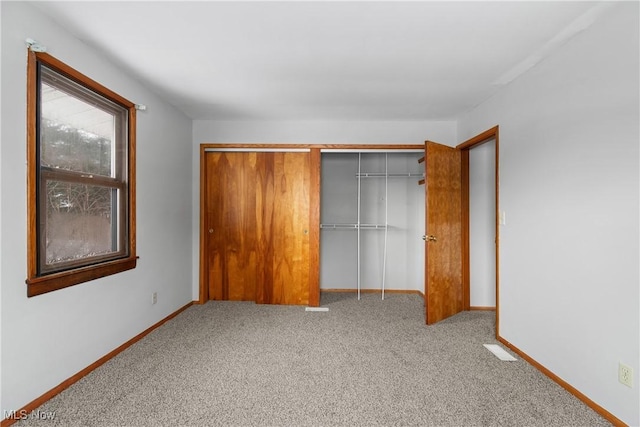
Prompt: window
<box><xmin>26</xmin><ymin>50</ymin><xmax>137</xmax><ymax>297</ymax></box>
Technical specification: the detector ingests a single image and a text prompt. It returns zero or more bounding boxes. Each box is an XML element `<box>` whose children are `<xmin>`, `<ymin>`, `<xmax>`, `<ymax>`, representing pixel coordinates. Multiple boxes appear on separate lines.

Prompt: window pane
<box><xmin>40</xmin><ymin>83</ymin><xmax>114</xmax><ymax>177</ymax></box>
<box><xmin>45</xmin><ymin>181</ymin><xmax>119</xmax><ymax>266</ymax></box>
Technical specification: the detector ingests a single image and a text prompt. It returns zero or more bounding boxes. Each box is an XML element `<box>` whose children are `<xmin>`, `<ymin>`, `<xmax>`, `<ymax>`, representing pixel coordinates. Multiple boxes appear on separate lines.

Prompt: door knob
<box><xmin>209</xmin><ymin>229</ymin><xmax>214</xmax><ymax>234</ymax></box>
<box><xmin>423</xmin><ymin>235</ymin><xmax>437</xmax><ymax>242</ymax></box>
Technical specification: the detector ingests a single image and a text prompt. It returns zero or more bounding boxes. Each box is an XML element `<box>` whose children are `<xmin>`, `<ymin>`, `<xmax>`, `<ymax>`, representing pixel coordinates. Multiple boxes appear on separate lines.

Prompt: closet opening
<box><xmin>319</xmin><ymin>150</ymin><xmax>425</xmax><ymax>300</ymax></box>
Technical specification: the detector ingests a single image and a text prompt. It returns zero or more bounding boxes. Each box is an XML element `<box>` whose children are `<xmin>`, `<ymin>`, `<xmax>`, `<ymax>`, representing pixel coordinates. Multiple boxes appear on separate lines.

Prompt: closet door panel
<box><xmin>205</xmin><ymin>151</ymin><xmax>311</xmax><ymax>305</ymax></box>
<box><xmin>253</xmin><ymin>153</ymin><xmax>275</xmax><ymax>304</ymax></box>
<box><xmin>206</xmin><ymin>152</ymin><xmax>268</xmax><ymax>301</ymax></box>
<box><xmin>205</xmin><ymin>153</ymin><xmax>225</xmax><ymax>300</ymax></box>
<box><xmin>270</xmin><ymin>152</ymin><xmax>310</xmax><ymax>305</ymax></box>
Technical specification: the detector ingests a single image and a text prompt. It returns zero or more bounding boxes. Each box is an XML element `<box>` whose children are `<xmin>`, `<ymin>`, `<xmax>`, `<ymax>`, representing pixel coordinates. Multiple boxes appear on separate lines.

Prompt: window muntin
<box><xmin>27</xmin><ymin>51</ymin><xmax>136</xmax><ymax>296</ymax></box>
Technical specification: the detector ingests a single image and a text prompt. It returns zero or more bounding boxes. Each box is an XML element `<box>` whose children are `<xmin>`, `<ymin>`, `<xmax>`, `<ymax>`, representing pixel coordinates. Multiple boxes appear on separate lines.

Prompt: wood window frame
<box><xmin>26</xmin><ymin>50</ymin><xmax>137</xmax><ymax>297</ymax></box>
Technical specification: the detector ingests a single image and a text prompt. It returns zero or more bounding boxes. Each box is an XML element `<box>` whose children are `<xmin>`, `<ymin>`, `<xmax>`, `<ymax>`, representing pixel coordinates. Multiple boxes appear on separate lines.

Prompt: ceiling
<box><xmin>32</xmin><ymin>1</ymin><xmax>609</xmax><ymax>122</ymax></box>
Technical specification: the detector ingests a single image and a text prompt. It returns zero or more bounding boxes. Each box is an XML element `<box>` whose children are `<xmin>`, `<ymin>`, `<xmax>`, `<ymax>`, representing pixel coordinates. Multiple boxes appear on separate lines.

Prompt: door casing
<box><xmin>457</xmin><ymin>126</ymin><xmax>500</xmax><ymax>337</ymax></box>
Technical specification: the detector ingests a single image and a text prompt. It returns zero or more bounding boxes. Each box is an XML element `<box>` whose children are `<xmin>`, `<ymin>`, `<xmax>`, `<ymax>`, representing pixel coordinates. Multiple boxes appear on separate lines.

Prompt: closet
<box><xmin>199</xmin><ymin>144</ymin><xmax>424</xmax><ymax>307</ymax></box>
<box><xmin>199</xmin><ymin>139</ymin><xmax>478</xmax><ymax>326</ymax></box>
<box><xmin>320</xmin><ymin>151</ymin><xmax>424</xmax><ymax>297</ymax></box>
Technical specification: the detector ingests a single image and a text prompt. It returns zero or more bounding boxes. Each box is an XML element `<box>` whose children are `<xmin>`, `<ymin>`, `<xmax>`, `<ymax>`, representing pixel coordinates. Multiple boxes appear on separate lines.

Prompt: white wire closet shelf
<box><xmin>355</xmin><ymin>172</ymin><xmax>424</xmax><ymax>178</ymax></box>
<box><xmin>320</xmin><ymin>223</ymin><xmax>387</xmax><ymax>229</ymax></box>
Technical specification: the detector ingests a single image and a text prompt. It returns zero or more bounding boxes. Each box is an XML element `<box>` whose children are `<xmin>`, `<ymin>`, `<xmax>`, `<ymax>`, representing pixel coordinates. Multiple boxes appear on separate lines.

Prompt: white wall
<box><xmin>1</xmin><ymin>2</ymin><xmax>193</xmax><ymax>415</ymax></box>
<box><xmin>458</xmin><ymin>3</ymin><xmax>639</xmax><ymax>425</ymax></box>
<box><xmin>469</xmin><ymin>139</ymin><xmax>496</xmax><ymax>307</ymax></box>
<box><xmin>191</xmin><ymin>120</ymin><xmax>457</xmax><ymax>300</ymax></box>
<box><xmin>193</xmin><ymin>120</ymin><xmax>456</xmax><ymax>146</ymax></box>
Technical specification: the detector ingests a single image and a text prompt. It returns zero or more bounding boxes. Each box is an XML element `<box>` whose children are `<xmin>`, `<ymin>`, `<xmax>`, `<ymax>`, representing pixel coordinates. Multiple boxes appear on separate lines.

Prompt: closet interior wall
<box><xmin>320</xmin><ymin>152</ymin><xmax>425</xmax><ymax>295</ymax></box>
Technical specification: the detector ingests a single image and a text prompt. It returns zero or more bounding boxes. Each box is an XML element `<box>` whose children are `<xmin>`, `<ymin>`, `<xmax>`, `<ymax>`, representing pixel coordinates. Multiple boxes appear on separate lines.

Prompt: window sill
<box><xmin>26</xmin><ymin>257</ymin><xmax>137</xmax><ymax>297</ymax></box>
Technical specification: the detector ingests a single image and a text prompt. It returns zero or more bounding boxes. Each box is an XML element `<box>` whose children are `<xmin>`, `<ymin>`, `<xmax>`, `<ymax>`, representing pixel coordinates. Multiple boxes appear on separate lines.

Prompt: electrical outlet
<box><xmin>151</xmin><ymin>292</ymin><xmax>158</xmax><ymax>305</ymax></box>
<box><xmin>619</xmin><ymin>362</ymin><xmax>633</xmax><ymax>388</ymax></box>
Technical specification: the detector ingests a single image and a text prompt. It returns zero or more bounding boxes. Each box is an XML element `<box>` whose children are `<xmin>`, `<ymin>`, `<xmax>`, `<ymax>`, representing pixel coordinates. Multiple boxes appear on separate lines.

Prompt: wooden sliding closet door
<box><xmin>205</xmin><ymin>151</ymin><xmax>310</xmax><ymax>305</ymax></box>
<box><xmin>269</xmin><ymin>153</ymin><xmax>310</xmax><ymax>305</ymax></box>
<box><xmin>206</xmin><ymin>152</ymin><xmax>266</xmax><ymax>301</ymax></box>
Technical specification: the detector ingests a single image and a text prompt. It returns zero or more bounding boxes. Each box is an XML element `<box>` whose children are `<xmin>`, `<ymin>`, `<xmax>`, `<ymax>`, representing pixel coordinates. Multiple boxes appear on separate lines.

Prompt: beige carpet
<box><xmin>16</xmin><ymin>292</ymin><xmax>610</xmax><ymax>426</ymax></box>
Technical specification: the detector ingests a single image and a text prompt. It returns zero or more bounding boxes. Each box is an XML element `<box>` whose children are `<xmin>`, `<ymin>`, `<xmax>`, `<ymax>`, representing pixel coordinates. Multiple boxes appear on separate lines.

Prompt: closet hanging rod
<box><xmin>359</xmin><ymin>224</ymin><xmax>387</xmax><ymax>229</ymax></box>
<box><xmin>320</xmin><ymin>148</ymin><xmax>423</xmax><ymax>153</ymax></box>
<box><xmin>355</xmin><ymin>172</ymin><xmax>424</xmax><ymax>178</ymax></box>
<box><xmin>320</xmin><ymin>223</ymin><xmax>387</xmax><ymax>229</ymax></box>
<box><xmin>204</xmin><ymin>148</ymin><xmax>310</xmax><ymax>152</ymax></box>
<box><xmin>320</xmin><ymin>224</ymin><xmax>358</xmax><ymax>229</ymax></box>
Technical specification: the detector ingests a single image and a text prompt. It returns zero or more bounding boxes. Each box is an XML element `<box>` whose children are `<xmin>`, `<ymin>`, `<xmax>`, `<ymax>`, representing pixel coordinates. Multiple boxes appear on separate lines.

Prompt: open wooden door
<box><xmin>424</xmin><ymin>141</ymin><xmax>463</xmax><ymax>324</ymax></box>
